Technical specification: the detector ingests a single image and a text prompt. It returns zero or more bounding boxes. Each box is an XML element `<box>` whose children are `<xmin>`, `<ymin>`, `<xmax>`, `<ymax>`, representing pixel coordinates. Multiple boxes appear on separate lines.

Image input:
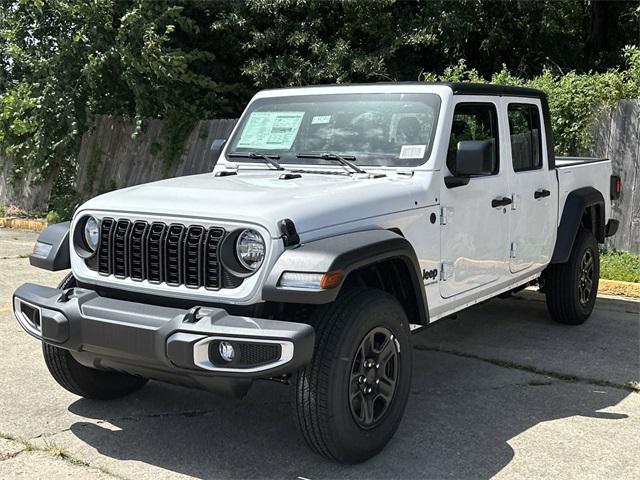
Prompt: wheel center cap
<box><xmin>365</xmin><ymin>368</ymin><xmax>377</xmax><ymax>384</ymax></box>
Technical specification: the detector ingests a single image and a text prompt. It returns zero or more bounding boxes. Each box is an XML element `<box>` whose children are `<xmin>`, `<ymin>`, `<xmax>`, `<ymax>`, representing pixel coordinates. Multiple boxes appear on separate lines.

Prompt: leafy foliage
<box><xmin>0</xmin><ymin>0</ymin><xmax>638</xmax><ymax>219</ymax></box>
<box><xmin>427</xmin><ymin>47</ymin><xmax>640</xmax><ymax>155</ymax></box>
<box><xmin>601</xmin><ymin>249</ymin><xmax>640</xmax><ymax>283</ymax></box>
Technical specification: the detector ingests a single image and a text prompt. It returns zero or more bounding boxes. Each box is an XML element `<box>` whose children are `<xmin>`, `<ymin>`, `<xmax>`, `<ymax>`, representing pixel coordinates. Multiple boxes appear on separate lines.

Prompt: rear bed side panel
<box><xmin>556</xmin><ymin>159</ymin><xmax>612</xmax><ymax>226</ymax></box>
<box><xmin>552</xmin><ymin>159</ymin><xmax>612</xmax><ymax>263</ymax></box>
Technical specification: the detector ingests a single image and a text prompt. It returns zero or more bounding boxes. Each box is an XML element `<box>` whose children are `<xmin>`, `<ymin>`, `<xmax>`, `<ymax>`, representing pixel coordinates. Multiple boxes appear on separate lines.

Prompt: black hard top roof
<box><xmin>263</xmin><ymin>82</ymin><xmax>546</xmax><ymax>99</ymax></box>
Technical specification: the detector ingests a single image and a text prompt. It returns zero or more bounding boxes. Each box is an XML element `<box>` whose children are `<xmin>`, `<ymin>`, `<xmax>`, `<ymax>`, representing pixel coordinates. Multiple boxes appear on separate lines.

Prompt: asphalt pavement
<box><xmin>1</xmin><ymin>227</ymin><xmax>638</xmax><ymax>479</ymax></box>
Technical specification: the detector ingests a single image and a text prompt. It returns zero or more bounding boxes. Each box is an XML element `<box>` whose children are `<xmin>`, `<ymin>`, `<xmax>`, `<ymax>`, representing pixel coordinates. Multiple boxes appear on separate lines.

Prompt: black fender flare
<box><xmin>29</xmin><ymin>222</ymin><xmax>71</xmax><ymax>271</ymax></box>
<box><xmin>551</xmin><ymin>187</ymin><xmax>605</xmax><ymax>264</ymax></box>
<box><xmin>262</xmin><ymin>229</ymin><xmax>429</xmax><ymax>324</ymax></box>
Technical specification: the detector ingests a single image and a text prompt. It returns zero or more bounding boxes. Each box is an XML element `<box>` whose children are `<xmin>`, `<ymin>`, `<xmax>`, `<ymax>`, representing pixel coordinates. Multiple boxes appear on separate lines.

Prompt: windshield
<box><xmin>225</xmin><ymin>93</ymin><xmax>441</xmax><ymax>168</ymax></box>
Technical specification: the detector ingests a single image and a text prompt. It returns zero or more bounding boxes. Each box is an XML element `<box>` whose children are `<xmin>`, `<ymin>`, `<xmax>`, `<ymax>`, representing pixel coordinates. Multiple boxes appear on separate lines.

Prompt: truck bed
<box><xmin>555</xmin><ymin>156</ymin><xmax>612</xmax><ymax>226</ymax></box>
<box><xmin>556</xmin><ymin>156</ymin><xmax>609</xmax><ymax>168</ymax></box>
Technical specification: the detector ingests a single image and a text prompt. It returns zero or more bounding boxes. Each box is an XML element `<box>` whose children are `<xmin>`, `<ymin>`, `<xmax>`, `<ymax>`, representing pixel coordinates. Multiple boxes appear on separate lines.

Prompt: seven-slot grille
<box><xmin>95</xmin><ymin>218</ymin><xmax>225</xmax><ymax>289</ymax></box>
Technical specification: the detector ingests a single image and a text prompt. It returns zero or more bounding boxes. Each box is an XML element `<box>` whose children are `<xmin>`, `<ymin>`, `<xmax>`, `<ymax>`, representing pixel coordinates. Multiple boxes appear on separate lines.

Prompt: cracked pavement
<box><xmin>1</xmin><ymin>227</ymin><xmax>639</xmax><ymax>479</ymax></box>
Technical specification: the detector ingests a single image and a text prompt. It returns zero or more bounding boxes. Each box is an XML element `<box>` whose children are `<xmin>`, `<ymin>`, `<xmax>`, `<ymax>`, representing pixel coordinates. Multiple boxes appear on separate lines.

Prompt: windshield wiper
<box><xmin>296</xmin><ymin>152</ymin><xmax>367</xmax><ymax>174</ymax></box>
<box><xmin>228</xmin><ymin>151</ymin><xmax>284</xmax><ymax>171</ymax></box>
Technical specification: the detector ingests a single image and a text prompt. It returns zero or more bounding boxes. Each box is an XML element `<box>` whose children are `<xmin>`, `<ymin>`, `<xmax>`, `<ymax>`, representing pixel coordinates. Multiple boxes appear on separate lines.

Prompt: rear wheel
<box><xmin>545</xmin><ymin>228</ymin><xmax>599</xmax><ymax>325</ymax></box>
<box><xmin>42</xmin><ymin>273</ymin><xmax>148</xmax><ymax>400</ymax></box>
<box><xmin>294</xmin><ymin>288</ymin><xmax>412</xmax><ymax>463</ymax></box>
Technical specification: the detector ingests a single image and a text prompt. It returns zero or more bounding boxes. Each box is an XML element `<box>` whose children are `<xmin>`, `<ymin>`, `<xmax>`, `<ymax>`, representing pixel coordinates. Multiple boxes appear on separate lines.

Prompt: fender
<box><xmin>29</xmin><ymin>222</ymin><xmax>71</xmax><ymax>271</ymax></box>
<box><xmin>262</xmin><ymin>229</ymin><xmax>429</xmax><ymax>324</ymax></box>
<box><xmin>551</xmin><ymin>187</ymin><xmax>605</xmax><ymax>264</ymax></box>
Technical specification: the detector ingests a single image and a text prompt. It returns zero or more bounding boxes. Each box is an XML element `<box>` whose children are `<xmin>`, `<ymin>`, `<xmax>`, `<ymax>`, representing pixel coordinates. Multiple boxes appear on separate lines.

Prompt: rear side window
<box><xmin>508</xmin><ymin>104</ymin><xmax>542</xmax><ymax>171</ymax></box>
<box><xmin>447</xmin><ymin>103</ymin><xmax>500</xmax><ymax>175</ymax></box>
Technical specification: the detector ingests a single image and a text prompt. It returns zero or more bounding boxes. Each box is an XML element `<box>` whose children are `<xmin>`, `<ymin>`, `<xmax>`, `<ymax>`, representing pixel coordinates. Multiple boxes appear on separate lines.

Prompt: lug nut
<box><xmin>367</xmin><ymin>387</ymin><xmax>373</xmax><ymax>394</ymax></box>
<box><xmin>375</xmin><ymin>379</ymin><xmax>380</xmax><ymax>385</ymax></box>
<box><xmin>358</xmin><ymin>375</ymin><xmax>365</xmax><ymax>384</ymax></box>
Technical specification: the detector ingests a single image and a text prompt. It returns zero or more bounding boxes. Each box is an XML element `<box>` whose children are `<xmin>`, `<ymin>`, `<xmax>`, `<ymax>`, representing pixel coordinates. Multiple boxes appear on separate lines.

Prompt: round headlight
<box><xmin>235</xmin><ymin>229</ymin><xmax>265</xmax><ymax>271</ymax></box>
<box><xmin>83</xmin><ymin>216</ymin><xmax>100</xmax><ymax>252</ymax></box>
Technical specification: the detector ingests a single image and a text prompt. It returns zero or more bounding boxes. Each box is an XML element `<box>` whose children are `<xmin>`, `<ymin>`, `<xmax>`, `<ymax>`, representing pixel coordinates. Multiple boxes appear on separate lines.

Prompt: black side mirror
<box><xmin>455</xmin><ymin>140</ymin><xmax>495</xmax><ymax>175</ymax></box>
<box><xmin>445</xmin><ymin>139</ymin><xmax>495</xmax><ymax>188</ymax></box>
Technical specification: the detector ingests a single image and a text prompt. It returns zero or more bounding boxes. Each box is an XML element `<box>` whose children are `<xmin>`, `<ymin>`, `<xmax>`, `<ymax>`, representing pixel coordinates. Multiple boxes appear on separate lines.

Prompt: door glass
<box><xmin>447</xmin><ymin>104</ymin><xmax>500</xmax><ymax>175</ymax></box>
<box><xmin>508</xmin><ymin>104</ymin><xmax>542</xmax><ymax>171</ymax></box>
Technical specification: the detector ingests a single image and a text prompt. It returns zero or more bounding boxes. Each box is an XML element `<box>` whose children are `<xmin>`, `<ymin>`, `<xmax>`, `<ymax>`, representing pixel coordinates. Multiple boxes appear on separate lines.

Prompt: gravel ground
<box><xmin>1</xmin><ymin>227</ymin><xmax>638</xmax><ymax>479</ymax></box>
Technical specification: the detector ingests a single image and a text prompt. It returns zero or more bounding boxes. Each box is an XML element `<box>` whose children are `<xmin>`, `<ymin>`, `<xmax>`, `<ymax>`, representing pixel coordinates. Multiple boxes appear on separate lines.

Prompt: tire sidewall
<box><xmin>570</xmin><ymin>230</ymin><xmax>600</xmax><ymax>320</ymax></box>
<box><xmin>324</xmin><ymin>291</ymin><xmax>412</xmax><ymax>461</ymax></box>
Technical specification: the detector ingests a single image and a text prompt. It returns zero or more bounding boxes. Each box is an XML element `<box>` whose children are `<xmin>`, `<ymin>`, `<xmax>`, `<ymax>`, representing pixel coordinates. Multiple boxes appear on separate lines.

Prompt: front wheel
<box><xmin>294</xmin><ymin>288</ymin><xmax>412</xmax><ymax>463</ymax></box>
<box><xmin>545</xmin><ymin>228</ymin><xmax>600</xmax><ymax>325</ymax></box>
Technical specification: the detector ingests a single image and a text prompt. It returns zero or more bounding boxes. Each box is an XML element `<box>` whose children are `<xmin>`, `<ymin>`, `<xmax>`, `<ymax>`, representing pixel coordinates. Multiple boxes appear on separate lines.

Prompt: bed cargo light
<box><xmin>278</xmin><ymin>270</ymin><xmax>344</xmax><ymax>290</ymax></box>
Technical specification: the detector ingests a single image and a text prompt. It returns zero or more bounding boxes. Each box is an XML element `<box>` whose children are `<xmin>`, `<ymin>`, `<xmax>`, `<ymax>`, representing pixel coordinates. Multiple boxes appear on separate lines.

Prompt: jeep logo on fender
<box><xmin>422</xmin><ymin>268</ymin><xmax>438</xmax><ymax>284</ymax></box>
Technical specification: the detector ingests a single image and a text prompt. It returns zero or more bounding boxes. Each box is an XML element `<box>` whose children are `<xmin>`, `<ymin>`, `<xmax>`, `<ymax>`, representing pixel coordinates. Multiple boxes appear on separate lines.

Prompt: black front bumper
<box><xmin>13</xmin><ymin>283</ymin><xmax>314</xmax><ymax>397</ymax></box>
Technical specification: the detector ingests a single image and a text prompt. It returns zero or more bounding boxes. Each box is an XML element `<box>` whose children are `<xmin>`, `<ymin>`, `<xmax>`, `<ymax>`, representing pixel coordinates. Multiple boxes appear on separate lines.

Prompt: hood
<box><xmin>79</xmin><ymin>171</ymin><xmax>427</xmax><ymax>238</ymax></box>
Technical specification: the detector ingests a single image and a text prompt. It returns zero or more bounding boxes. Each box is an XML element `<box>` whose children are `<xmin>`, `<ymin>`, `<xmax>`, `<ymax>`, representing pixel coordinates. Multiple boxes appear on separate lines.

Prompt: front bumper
<box><xmin>13</xmin><ymin>283</ymin><xmax>314</xmax><ymax>397</ymax></box>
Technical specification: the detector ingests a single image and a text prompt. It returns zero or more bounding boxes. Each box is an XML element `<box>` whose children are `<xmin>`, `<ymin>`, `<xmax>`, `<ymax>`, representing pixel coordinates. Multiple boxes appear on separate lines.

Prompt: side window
<box><xmin>447</xmin><ymin>103</ymin><xmax>499</xmax><ymax>175</ymax></box>
<box><xmin>508</xmin><ymin>104</ymin><xmax>542</xmax><ymax>171</ymax></box>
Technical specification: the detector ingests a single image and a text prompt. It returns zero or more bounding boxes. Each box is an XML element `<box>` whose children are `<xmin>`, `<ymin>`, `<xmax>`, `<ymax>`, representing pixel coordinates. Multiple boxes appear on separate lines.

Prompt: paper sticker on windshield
<box><xmin>237</xmin><ymin>111</ymin><xmax>305</xmax><ymax>150</ymax></box>
<box><xmin>311</xmin><ymin>115</ymin><xmax>331</xmax><ymax>125</ymax></box>
<box><xmin>399</xmin><ymin>144</ymin><xmax>427</xmax><ymax>159</ymax></box>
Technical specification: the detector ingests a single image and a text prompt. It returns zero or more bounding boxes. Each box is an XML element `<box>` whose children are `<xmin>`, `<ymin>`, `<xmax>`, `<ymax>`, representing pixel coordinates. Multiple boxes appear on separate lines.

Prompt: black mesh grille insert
<box><xmin>98</xmin><ymin>218</ymin><xmax>115</xmax><ymax>275</ymax></box>
<box><xmin>165</xmin><ymin>224</ymin><xmax>185</xmax><ymax>286</ymax></box>
<box><xmin>113</xmin><ymin>219</ymin><xmax>131</xmax><ymax>278</ymax></box>
<box><xmin>89</xmin><ymin>218</ymin><xmax>227</xmax><ymax>289</ymax></box>
<box><xmin>146</xmin><ymin>222</ymin><xmax>166</xmax><ymax>283</ymax></box>
<box><xmin>236</xmin><ymin>343</ymin><xmax>282</xmax><ymax>366</ymax></box>
<box><xmin>129</xmin><ymin>221</ymin><xmax>148</xmax><ymax>280</ymax></box>
<box><xmin>204</xmin><ymin>228</ymin><xmax>224</xmax><ymax>289</ymax></box>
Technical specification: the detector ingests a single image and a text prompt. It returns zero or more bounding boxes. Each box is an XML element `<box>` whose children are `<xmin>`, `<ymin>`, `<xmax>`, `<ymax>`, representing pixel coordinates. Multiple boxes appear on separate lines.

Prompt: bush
<box><xmin>424</xmin><ymin>46</ymin><xmax>640</xmax><ymax>156</ymax></box>
<box><xmin>600</xmin><ymin>250</ymin><xmax>640</xmax><ymax>283</ymax></box>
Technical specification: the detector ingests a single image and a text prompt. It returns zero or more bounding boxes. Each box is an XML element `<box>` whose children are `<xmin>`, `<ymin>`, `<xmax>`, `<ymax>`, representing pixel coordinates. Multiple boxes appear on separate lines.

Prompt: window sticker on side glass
<box><xmin>399</xmin><ymin>144</ymin><xmax>427</xmax><ymax>159</ymax></box>
<box><xmin>311</xmin><ymin>115</ymin><xmax>331</xmax><ymax>124</ymax></box>
<box><xmin>237</xmin><ymin>111</ymin><xmax>305</xmax><ymax>150</ymax></box>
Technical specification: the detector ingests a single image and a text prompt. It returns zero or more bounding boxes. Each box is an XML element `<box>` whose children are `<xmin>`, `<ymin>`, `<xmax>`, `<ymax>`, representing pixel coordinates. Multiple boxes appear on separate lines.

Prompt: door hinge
<box><xmin>440</xmin><ymin>262</ymin><xmax>454</xmax><ymax>281</ymax></box>
<box><xmin>440</xmin><ymin>207</ymin><xmax>453</xmax><ymax>225</ymax></box>
<box><xmin>510</xmin><ymin>242</ymin><xmax>517</xmax><ymax>258</ymax></box>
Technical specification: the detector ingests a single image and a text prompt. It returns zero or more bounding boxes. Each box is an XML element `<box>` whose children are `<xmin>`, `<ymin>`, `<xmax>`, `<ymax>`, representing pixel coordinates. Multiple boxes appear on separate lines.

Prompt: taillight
<box><xmin>610</xmin><ymin>175</ymin><xmax>621</xmax><ymax>200</ymax></box>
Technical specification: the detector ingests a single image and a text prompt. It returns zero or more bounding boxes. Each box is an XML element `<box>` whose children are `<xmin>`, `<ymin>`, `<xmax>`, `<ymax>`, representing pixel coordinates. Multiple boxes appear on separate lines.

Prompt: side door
<box><xmin>439</xmin><ymin>99</ymin><xmax>511</xmax><ymax>299</ymax></box>
<box><xmin>504</xmin><ymin>100</ymin><xmax>558</xmax><ymax>273</ymax></box>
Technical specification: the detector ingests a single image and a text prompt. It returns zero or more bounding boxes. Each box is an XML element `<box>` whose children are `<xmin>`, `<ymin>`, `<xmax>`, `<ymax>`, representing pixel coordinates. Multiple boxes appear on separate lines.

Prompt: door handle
<box><xmin>492</xmin><ymin>196</ymin><xmax>513</xmax><ymax>208</ymax></box>
<box><xmin>534</xmin><ymin>189</ymin><xmax>551</xmax><ymax>199</ymax></box>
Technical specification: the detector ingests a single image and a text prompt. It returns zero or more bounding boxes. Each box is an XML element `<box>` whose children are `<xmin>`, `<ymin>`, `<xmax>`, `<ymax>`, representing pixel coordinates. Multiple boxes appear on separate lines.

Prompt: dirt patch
<box><xmin>599</xmin><ymin>279</ymin><xmax>640</xmax><ymax>298</ymax></box>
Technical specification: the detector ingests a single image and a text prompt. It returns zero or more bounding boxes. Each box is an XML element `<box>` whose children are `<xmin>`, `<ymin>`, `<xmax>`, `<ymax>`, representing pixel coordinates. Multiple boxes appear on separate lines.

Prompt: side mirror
<box><xmin>455</xmin><ymin>140</ymin><xmax>495</xmax><ymax>176</ymax></box>
<box><xmin>445</xmin><ymin>139</ymin><xmax>495</xmax><ymax>188</ymax></box>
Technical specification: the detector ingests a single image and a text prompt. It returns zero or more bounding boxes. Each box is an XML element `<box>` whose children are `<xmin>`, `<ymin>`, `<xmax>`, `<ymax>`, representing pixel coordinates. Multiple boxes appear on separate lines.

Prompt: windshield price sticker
<box><xmin>399</xmin><ymin>144</ymin><xmax>427</xmax><ymax>159</ymax></box>
<box><xmin>237</xmin><ymin>111</ymin><xmax>305</xmax><ymax>150</ymax></box>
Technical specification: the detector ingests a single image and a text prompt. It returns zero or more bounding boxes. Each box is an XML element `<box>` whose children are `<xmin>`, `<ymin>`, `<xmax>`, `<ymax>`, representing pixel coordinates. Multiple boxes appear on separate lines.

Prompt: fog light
<box><xmin>218</xmin><ymin>341</ymin><xmax>235</xmax><ymax>362</ymax></box>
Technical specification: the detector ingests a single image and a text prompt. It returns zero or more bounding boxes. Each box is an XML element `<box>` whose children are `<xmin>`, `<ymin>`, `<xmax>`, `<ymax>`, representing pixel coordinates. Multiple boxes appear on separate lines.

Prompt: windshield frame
<box><xmin>224</xmin><ymin>92</ymin><xmax>442</xmax><ymax>169</ymax></box>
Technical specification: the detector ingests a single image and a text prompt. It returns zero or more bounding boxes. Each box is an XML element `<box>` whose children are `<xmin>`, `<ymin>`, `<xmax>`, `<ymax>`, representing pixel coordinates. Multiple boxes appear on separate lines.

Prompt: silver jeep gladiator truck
<box><xmin>14</xmin><ymin>83</ymin><xmax>620</xmax><ymax>463</ymax></box>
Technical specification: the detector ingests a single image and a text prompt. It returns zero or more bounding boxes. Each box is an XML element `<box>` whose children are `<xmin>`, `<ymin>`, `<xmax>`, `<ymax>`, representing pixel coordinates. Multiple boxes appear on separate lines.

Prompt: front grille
<box><xmin>93</xmin><ymin>218</ymin><xmax>226</xmax><ymax>290</ymax></box>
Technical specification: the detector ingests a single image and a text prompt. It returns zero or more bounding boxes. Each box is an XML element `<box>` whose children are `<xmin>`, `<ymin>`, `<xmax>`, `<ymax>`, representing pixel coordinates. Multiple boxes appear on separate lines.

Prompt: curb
<box><xmin>599</xmin><ymin>279</ymin><xmax>640</xmax><ymax>298</ymax></box>
<box><xmin>0</xmin><ymin>217</ymin><xmax>48</xmax><ymax>232</ymax></box>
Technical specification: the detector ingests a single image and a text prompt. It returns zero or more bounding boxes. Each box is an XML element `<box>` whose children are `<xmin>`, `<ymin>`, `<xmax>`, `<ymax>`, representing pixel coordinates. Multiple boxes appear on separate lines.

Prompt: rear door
<box><xmin>439</xmin><ymin>99</ymin><xmax>511</xmax><ymax>299</ymax></box>
<box><xmin>504</xmin><ymin>100</ymin><xmax>557</xmax><ymax>273</ymax></box>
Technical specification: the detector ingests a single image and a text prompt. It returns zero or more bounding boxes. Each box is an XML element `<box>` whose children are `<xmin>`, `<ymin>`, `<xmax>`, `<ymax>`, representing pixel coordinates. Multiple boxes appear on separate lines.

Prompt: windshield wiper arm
<box><xmin>296</xmin><ymin>152</ymin><xmax>367</xmax><ymax>174</ymax></box>
<box><xmin>228</xmin><ymin>151</ymin><xmax>285</xmax><ymax>171</ymax></box>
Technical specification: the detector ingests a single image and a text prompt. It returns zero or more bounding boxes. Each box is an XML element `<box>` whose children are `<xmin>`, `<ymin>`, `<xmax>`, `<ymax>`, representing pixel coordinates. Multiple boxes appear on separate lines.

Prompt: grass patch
<box><xmin>600</xmin><ymin>249</ymin><xmax>640</xmax><ymax>283</ymax></box>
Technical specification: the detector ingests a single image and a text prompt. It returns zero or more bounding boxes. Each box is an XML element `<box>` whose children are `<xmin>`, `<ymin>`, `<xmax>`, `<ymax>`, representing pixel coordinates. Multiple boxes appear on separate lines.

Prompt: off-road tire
<box><xmin>545</xmin><ymin>228</ymin><xmax>599</xmax><ymax>325</ymax></box>
<box><xmin>294</xmin><ymin>288</ymin><xmax>412</xmax><ymax>463</ymax></box>
<box><xmin>42</xmin><ymin>273</ymin><xmax>148</xmax><ymax>400</ymax></box>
